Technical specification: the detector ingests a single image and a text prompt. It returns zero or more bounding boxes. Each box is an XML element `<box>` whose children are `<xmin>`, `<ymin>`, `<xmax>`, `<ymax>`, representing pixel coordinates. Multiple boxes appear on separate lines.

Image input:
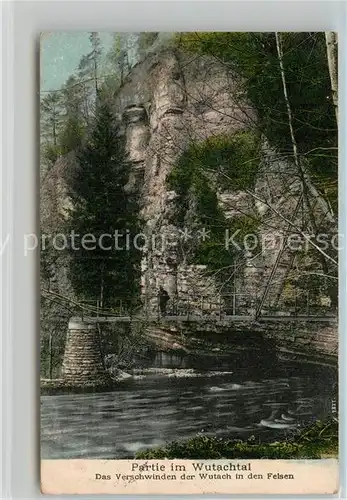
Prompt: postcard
<box><xmin>40</xmin><ymin>31</ymin><xmax>338</xmax><ymax>495</ymax></box>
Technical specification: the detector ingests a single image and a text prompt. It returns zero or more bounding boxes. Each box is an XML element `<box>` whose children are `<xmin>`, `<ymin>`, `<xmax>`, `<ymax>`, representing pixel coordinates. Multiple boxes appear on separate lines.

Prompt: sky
<box><xmin>40</xmin><ymin>32</ymin><xmax>113</xmax><ymax>92</ymax></box>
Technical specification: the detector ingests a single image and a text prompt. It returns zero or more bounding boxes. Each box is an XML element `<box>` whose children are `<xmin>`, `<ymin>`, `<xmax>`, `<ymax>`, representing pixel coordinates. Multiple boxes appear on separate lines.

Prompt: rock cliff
<box><xmin>114</xmin><ymin>48</ymin><xmax>334</xmax><ymax>314</ymax></box>
<box><xmin>41</xmin><ymin>47</ymin><xmax>337</xmax><ymax>321</ymax></box>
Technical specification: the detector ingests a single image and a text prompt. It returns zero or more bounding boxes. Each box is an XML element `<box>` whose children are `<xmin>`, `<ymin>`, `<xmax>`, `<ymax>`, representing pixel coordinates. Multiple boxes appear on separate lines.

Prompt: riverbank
<box><xmin>40</xmin><ymin>369</ymin><xmax>237</xmax><ymax>394</ymax></box>
<box><xmin>136</xmin><ymin>419</ymin><xmax>338</xmax><ymax>460</ymax></box>
<box><xmin>144</xmin><ymin>319</ymin><xmax>338</xmax><ymax>368</ymax></box>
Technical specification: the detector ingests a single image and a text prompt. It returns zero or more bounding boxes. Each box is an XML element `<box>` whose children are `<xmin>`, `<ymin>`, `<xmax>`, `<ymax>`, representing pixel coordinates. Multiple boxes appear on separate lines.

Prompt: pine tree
<box><xmin>41</xmin><ymin>92</ymin><xmax>63</xmax><ymax>146</ymax></box>
<box><xmin>107</xmin><ymin>33</ymin><xmax>127</xmax><ymax>86</ymax></box>
<box><xmin>67</xmin><ymin>98</ymin><xmax>141</xmax><ymax>309</ymax></box>
<box><xmin>58</xmin><ymin>75</ymin><xmax>87</xmax><ymax>154</ymax></box>
<box><xmin>78</xmin><ymin>32</ymin><xmax>103</xmax><ymax>96</ymax></box>
<box><xmin>106</xmin><ymin>33</ymin><xmax>139</xmax><ymax>86</ymax></box>
<box><xmin>40</xmin><ymin>91</ymin><xmax>63</xmax><ymax>166</ymax></box>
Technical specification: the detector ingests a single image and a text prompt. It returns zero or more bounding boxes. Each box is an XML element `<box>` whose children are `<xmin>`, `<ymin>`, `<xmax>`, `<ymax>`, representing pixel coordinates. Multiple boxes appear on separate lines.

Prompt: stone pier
<box><xmin>61</xmin><ymin>319</ymin><xmax>111</xmax><ymax>388</ymax></box>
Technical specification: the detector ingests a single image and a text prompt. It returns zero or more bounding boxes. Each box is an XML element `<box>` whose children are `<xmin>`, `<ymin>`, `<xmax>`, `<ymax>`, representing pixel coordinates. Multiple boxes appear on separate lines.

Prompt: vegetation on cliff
<box><xmin>40</xmin><ymin>33</ymin><xmax>137</xmax><ymax>174</ymax></box>
<box><xmin>176</xmin><ymin>32</ymin><xmax>337</xmax><ymax>213</ymax></box>
<box><xmin>167</xmin><ymin>32</ymin><xmax>338</xmax><ymax>298</ymax></box>
<box><xmin>168</xmin><ymin>130</ymin><xmax>261</xmax><ymax>269</ymax></box>
<box><xmin>40</xmin><ymin>95</ymin><xmax>142</xmax><ymax>376</ymax></box>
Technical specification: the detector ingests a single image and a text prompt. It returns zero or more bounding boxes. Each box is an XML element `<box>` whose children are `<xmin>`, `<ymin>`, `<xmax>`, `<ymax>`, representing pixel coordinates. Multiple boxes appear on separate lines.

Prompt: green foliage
<box><xmin>40</xmin><ymin>297</ymin><xmax>68</xmax><ymax>379</ymax></box>
<box><xmin>107</xmin><ymin>33</ymin><xmax>124</xmax><ymax>67</ymax></box>
<box><xmin>137</xmin><ymin>436</ymin><xmax>307</xmax><ymax>460</ymax></box>
<box><xmin>177</xmin><ymin>32</ymin><xmax>337</xmax><ymax>211</ymax></box>
<box><xmin>136</xmin><ymin>419</ymin><xmax>338</xmax><ymax>459</ymax></box>
<box><xmin>169</xmin><ymin>131</ymin><xmax>260</xmax><ymax>195</ymax></box>
<box><xmin>99</xmin><ymin>75</ymin><xmax>121</xmax><ymax>102</ymax></box>
<box><xmin>51</xmin><ymin>75</ymin><xmax>88</xmax><ymax>155</ymax></box>
<box><xmin>106</xmin><ymin>33</ymin><xmax>137</xmax><ymax>86</ymax></box>
<box><xmin>78</xmin><ymin>32</ymin><xmax>103</xmax><ymax>94</ymax></box>
<box><xmin>168</xmin><ymin>131</ymin><xmax>261</xmax><ymax>270</ymax></box>
<box><xmin>40</xmin><ymin>92</ymin><xmax>64</xmax><ymax>167</ymax></box>
<box><xmin>58</xmin><ymin>116</ymin><xmax>86</xmax><ymax>154</ymax></box>
<box><xmin>41</xmin><ymin>92</ymin><xmax>63</xmax><ymax>137</ymax></box>
<box><xmin>41</xmin><ymin>142</ymin><xmax>62</xmax><ymax>166</ymax></box>
<box><xmin>138</xmin><ymin>32</ymin><xmax>159</xmax><ymax>51</ymax></box>
<box><xmin>40</xmin><ymin>75</ymin><xmax>88</xmax><ymax>164</ymax></box>
<box><xmin>66</xmin><ymin>98</ymin><xmax>141</xmax><ymax>307</ymax></box>
<box><xmin>61</xmin><ymin>75</ymin><xmax>86</xmax><ymax>116</ymax></box>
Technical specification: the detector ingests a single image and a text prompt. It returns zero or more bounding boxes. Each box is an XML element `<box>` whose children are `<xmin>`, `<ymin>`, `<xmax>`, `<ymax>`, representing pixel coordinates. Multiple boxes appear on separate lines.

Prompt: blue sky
<box><xmin>40</xmin><ymin>32</ymin><xmax>113</xmax><ymax>92</ymax></box>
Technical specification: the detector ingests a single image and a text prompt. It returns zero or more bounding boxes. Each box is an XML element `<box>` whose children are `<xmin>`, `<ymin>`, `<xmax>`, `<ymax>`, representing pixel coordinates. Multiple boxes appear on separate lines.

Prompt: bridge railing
<box><xmin>139</xmin><ymin>292</ymin><xmax>336</xmax><ymax>319</ymax></box>
<box><xmin>266</xmin><ymin>290</ymin><xmax>337</xmax><ymax>318</ymax></box>
<box><xmin>141</xmin><ymin>292</ymin><xmax>260</xmax><ymax>319</ymax></box>
<box><xmin>41</xmin><ymin>287</ymin><xmax>336</xmax><ymax>321</ymax></box>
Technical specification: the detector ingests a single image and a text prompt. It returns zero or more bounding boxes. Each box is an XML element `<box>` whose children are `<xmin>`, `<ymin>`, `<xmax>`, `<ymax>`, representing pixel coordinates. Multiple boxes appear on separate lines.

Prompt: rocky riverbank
<box><xmin>136</xmin><ymin>419</ymin><xmax>338</xmax><ymax>460</ymax></box>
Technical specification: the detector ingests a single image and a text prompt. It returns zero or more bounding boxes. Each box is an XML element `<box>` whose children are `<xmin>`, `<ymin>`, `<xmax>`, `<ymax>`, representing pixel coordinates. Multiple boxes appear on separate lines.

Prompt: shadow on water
<box><xmin>41</xmin><ymin>339</ymin><xmax>337</xmax><ymax>459</ymax></box>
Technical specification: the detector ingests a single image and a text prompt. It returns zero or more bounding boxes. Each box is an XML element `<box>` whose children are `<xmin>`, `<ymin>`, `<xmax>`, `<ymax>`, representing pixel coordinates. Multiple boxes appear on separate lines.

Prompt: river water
<box><xmin>41</xmin><ymin>353</ymin><xmax>337</xmax><ymax>459</ymax></box>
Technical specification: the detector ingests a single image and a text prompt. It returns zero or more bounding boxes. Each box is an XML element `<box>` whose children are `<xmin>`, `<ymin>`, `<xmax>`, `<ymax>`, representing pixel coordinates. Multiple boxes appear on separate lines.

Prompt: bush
<box><xmin>167</xmin><ymin>131</ymin><xmax>261</xmax><ymax>270</ymax></box>
<box><xmin>136</xmin><ymin>419</ymin><xmax>338</xmax><ymax>459</ymax></box>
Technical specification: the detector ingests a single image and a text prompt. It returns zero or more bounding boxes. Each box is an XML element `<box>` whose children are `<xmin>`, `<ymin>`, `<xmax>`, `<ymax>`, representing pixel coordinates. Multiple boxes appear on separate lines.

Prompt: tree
<box><xmin>178</xmin><ymin>32</ymin><xmax>338</xmax><ymax>214</ymax></box>
<box><xmin>106</xmin><ymin>33</ymin><xmax>140</xmax><ymax>86</ymax></box>
<box><xmin>325</xmin><ymin>31</ymin><xmax>338</xmax><ymax>124</ymax></box>
<box><xmin>78</xmin><ymin>32</ymin><xmax>103</xmax><ymax>95</ymax></box>
<box><xmin>138</xmin><ymin>32</ymin><xmax>159</xmax><ymax>57</ymax></box>
<box><xmin>58</xmin><ymin>75</ymin><xmax>87</xmax><ymax>154</ymax></box>
<box><xmin>41</xmin><ymin>92</ymin><xmax>63</xmax><ymax>146</ymax></box>
<box><xmin>40</xmin><ymin>92</ymin><xmax>63</xmax><ymax>166</ymax></box>
<box><xmin>275</xmin><ymin>35</ymin><xmax>333</xmax><ymax>242</ymax></box>
<box><xmin>106</xmin><ymin>33</ymin><xmax>128</xmax><ymax>86</ymax></box>
<box><xmin>66</xmin><ymin>98</ymin><xmax>141</xmax><ymax>309</ymax></box>
<box><xmin>174</xmin><ymin>32</ymin><xmax>338</xmax><ymax>309</ymax></box>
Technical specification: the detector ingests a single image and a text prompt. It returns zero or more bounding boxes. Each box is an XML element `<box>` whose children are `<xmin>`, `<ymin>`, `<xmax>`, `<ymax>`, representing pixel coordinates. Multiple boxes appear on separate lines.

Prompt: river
<box><xmin>41</xmin><ymin>352</ymin><xmax>337</xmax><ymax>459</ymax></box>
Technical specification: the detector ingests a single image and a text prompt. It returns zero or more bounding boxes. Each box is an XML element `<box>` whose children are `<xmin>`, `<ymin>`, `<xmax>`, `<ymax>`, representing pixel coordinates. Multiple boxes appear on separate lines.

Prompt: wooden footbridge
<box><xmin>42</xmin><ymin>288</ymin><xmax>337</xmax><ymax>325</ymax></box>
<box><xmin>41</xmin><ymin>288</ymin><xmax>337</xmax><ymax>388</ymax></box>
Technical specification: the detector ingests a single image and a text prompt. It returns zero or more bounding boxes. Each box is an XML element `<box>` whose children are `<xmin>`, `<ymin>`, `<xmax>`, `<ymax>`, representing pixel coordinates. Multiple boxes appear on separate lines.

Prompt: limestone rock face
<box><xmin>112</xmin><ymin>50</ymin><xmax>257</xmax><ymax>310</ymax></box>
<box><xmin>116</xmin><ymin>50</ymin><xmax>304</xmax><ymax>312</ymax></box>
<box><xmin>124</xmin><ymin>105</ymin><xmax>149</xmax><ymax>163</ymax></box>
<box><xmin>40</xmin><ymin>151</ymin><xmax>76</xmax><ymax>231</ymax></box>
<box><xmin>123</xmin><ymin>105</ymin><xmax>149</xmax><ymax>193</ymax></box>
<box><xmin>123</xmin><ymin>51</ymin><xmax>334</xmax><ymax>313</ymax></box>
<box><xmin>40</xmin><ymin>151</ymin><xmax>76</xmax><ymax>300</ymax></box>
